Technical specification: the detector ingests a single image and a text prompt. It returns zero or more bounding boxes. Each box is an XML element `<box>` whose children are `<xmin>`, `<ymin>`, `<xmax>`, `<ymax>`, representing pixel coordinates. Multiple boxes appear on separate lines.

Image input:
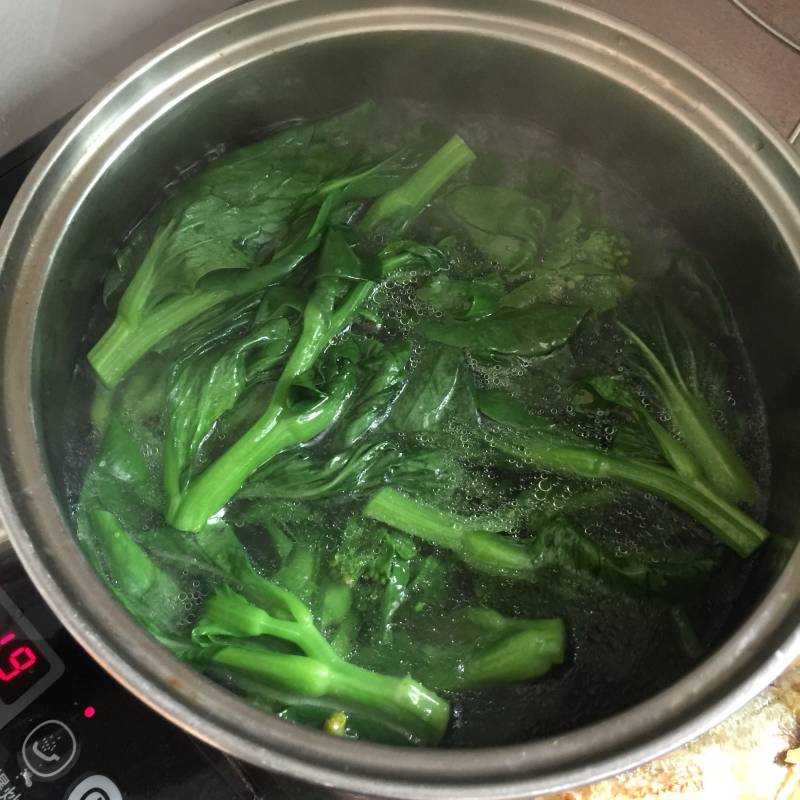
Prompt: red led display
<box><xmin>0</xmin><ymin>626</ymin><xmax>49</xmax><ymax>705</ymax></box>
<box><xmin>0</xmin><ymin>588</ymin><xmax>64</xmax><ymax>728</ymax></box>
<box><xmin>0</xmin><ymin>632</ymin><xmax>37</xmax><ymax>681</ymax></box>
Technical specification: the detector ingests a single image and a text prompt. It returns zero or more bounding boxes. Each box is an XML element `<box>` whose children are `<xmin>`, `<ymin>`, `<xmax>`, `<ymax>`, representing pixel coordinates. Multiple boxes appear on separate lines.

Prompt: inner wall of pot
<box><xmin>38</xmin><ymin>30</ymin><xmax>800</xmax><ymax>670</ymax></box>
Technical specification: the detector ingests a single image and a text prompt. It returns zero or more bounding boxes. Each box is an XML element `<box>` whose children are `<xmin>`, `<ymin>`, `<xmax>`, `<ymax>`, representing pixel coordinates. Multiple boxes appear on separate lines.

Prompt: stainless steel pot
<box><xmin>1</xmin><ymin>1</ymin><xmax>799</xmax><ymax>797</ymax></box>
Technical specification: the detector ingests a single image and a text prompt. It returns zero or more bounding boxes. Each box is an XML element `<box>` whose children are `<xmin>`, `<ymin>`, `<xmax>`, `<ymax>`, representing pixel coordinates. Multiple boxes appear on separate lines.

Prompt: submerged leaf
<box><xmin>387</xmin><ymin>344</ymin><xmax>473</xmax><ymax>432</ymax></box>
<box><xmin>417</xmin><ymin>274</ymin><xmax>504</xmax><ymax>319</ymax></box>
<box><xmin>446</xmin><ymin>185</ymin><xmax>549</xmax><ymax>271</ymax></box>
<box><xmin>163</xmin><ymin>318</ymin><xmax>291</xmax><ymax>504</ymax></box>
<box><xmin>420</xmin><ymin>305</ymin><xmax>588</xmax><ymax>356</ymax></box>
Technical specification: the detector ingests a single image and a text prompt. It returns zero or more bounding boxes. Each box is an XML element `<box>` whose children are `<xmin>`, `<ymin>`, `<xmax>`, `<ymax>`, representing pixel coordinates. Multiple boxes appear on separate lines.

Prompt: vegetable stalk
<box><xmin>167</xmin><ymin>363</ymin><xmax>357</xmax><ymax>528</ymax></box>
<box><xmin>193</xmin><ymin>589</ymin><xmax>449</xmax><ymax>745</ymax></box>
<box><xmin>168</xmin><ymin>137</ymin><xmax>476</xmax><ymax>531</ymax></box>
<box><xmin>364</xmin><ymin>487</ymin><xmax>719</xmax><ymax>593</ymax></box>
<box><xmin>364</xmin><ymin>488</ymin><xmax>534</xmax><ymax>576</ymax></box>
<box><xmin>619</xmin><ymin>320</ymin><xmax>758</xmax><ymax>504</ymax></box>
<box><xmin>362</xmin><ymin>135</ymin><xmax>476</xmax><ymax>229</ymax></box>
<box><xmin>487</xmin><ymin>433</ymin><xmax>767</xmax><ymax>558</ymax></box>
<box><xmin>89</xmin><ymin>239</ymin><xmax>319</xmax><ymax>387</ymax></box>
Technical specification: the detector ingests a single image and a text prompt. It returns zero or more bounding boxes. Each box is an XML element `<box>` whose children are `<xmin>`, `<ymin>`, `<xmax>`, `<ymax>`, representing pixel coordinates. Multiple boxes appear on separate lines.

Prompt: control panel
<box><xmin>0</xmin><ymin>590</ymin><xmax>64</xmax><ymax>728</ymax></box>
<box><xmin>0</xmin><ymin>551</ymin><xmax>254</xmax><ymax>800</ymax></box>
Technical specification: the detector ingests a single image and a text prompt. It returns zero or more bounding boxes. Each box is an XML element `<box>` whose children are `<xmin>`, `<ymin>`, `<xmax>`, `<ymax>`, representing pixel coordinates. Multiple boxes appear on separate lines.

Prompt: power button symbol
<box><xmin>66</xmin><ymin>774</ymin><xmax>122</xmax><ymax>800</ymax></box>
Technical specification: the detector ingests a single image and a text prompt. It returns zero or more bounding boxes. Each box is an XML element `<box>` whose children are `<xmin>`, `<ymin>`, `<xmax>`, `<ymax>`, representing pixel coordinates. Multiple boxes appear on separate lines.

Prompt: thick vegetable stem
<box><xmin>365</xmin><ymin>488</ymin><xmax>717</xmax><ymax>595</ymax></box>
<box><xmin>167</xmin><ymin>364</ymin><xmax>357</xmax><ymax>529</ymax></box>
<box><xmin>364</xmin><ymin>488</ymin><xmax>535</xmax><ymax>576</ymax></box>
<box><xmin>457</xmin><ymin>621</ymin><xmax>565</xmax><ymax>689</ymax></box>
<box><xmin>618</xmin><ymin>321</ymin><xmax>758</xmax><ymax>505</ymax></box>
<box><xmin>194</xmin><ymin>589</ymin><xmax>449</xmax><ymax>745</ymax></box>
<box><xmin>362</xmin><ymin>135</ymin><xmax>476</xmax><ymax>229</ymax></box>
<box><xmin>88</xmin><ymin>241</ymin><xmax>319</xmax><ymax>387</ymax></box>
<box><xmin>487</xmin><ymin>434</ymin><xmax>768</xmax><ymax>558</ymax></box>
<box><xmin>167</xmin><ymin>137</ymin><xmax>476</xmax><ymax>531</ymax></box>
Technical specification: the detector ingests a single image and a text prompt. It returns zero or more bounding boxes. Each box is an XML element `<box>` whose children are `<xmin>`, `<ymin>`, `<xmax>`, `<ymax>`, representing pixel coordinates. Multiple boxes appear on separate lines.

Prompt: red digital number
<box><xmin>0</xmin><ymin>632</ymin><xmax>37</xmax><ymax>681</ymax></box>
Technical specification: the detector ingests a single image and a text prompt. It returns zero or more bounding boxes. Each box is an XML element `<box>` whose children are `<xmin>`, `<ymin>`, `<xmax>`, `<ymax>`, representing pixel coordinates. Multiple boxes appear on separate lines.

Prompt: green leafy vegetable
<box><xmin>84</xmin><ymin>502</ymin><xmax>449</xmax><ymax>744</ymax></box>
<box><xmin>417</xmin><ymin>608</ymin><xmax>565</xmax><ymax>691</ymax></box>
<box><xmin>417</xmin><ymin>274</ymin><xmax>504</xmax><ymax>320</ymax></box>
<box><xmin>341</xmin><ymin>341</ymin><xmax>411</xmax><ymax>446</ymax></box>
<box><xmin>618</xmin><ymin>305</ymin><xmax>757</xmax><ymax>505</ymax></box>
<box><xmin>74</xmin><ymin>102</ymin><xmax>772</xmax><ymax>749</ymax></box>
<box><xmin>168</xmin><ymin>349</ymin><xmax>359</xmax><ymax>529</ymax></box>
<box><xmin>84</xmin><ymin>511</ymin><xmax>185</xmax><ymax>644</ymax></box>
<box><xmin>478</xmin><ymin>384</ymin><xmax>767</xmax><ymax>557</ymax></box>
<box><xmin>332</xmin><ymin>519</ymin><xmax>418</xmax><ymax>644</ymax></box>
<box><xmin>88</xmin><ymin>106</ymin><xmax>460</xmax><ymax>387</ymax></box>
<box><xmin>163</xmin><ymin>318</ymin><xmax>291</xmax><ymax>506</ymax></box>
<box><xmin>364</xmin><ymin>488</ymin><xmax>716</xmax><ymax>596</ymax></box>
<box><xmin>363</xmin><ymin>134</ymin><xmax>476</xmax><ymax>230</ymax></box>
<box><xmin>365</xmin><ymin>487</ymin><xmax>534</xmax><ymax>577</ymax></box>
<box><xmin>446</xmin><ymin>185</ymin><xmax>549</xmax><ymax>271</ymax></box>
<box><xmin>420</xmin><ymin>305</ymin><xmax>588</xmax><ymax>356</ymax></box>
<box><xmin>499</xmin><ymin>230</ymin><xmax>632</xmax><ymax>312</ymax></box>
<box><xmin>89</xmin><ymin>236</ymin><xmax>319</xmax><ymax>387</ymax></box>
<box><xmin>387</xmin><ymin>344</ymin><xmax>471</xmax><ymax>432</ymax></box>
<box><xmin>192</xmin><ymin>587</ymin><xmax>448</xmax><ymax>745</ymax></box>
<box><xmin>167</xmin><ymin>135</ymin><xmax>476</xmax><ymax>531</ymax></box>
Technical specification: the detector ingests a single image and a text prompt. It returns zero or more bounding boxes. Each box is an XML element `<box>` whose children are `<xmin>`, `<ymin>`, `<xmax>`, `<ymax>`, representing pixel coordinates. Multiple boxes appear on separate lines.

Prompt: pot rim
<box><xmin>1</xmin><ymin>1</ymin><xmax>799</xmax><ymax>797</ymax></box>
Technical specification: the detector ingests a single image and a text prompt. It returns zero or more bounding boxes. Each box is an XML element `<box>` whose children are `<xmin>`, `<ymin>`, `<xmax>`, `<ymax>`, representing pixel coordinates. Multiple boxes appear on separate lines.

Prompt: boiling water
<box><xmin>63</xmin><ymin>101</ymin><xmax>769</xmax><ymax>747</ymax></box>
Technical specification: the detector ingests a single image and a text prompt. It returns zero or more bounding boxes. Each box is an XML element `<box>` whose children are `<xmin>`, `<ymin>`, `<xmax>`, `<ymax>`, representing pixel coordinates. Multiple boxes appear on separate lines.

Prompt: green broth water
<box><xmin>65</xmin><ymin>101</ymin><xmax>769</xmax><ymax>747</ymax></box>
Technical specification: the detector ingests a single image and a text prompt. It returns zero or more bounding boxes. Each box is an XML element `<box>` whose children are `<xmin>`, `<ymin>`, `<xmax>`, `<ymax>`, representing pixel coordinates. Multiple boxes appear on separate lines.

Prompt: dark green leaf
<box><xmin>387</xmin><ymin>345</ymin><xmax>472</xmax><ymax>432</ymax></box>
<box><xmin>527</xmin><ymin>516</ymin><xmax>718</xmax><ymax>597</ymax></box>
<box><xmin>163</xmin><ymin>319</ymin><xmax>290</xmax><ymax>501</ymax></box>
<box><xmin>420</xmin><ymin>305</ymin><xmax>587</xmax><ymax>356</ymax></box>
<box><xmin>76</xmin><ymin>415</ymin><xmax>161</xmax><ymax>550</ymax></box>
<box><xmin>82</xmin><ymin>511</ymin><xmax>188</xmax><ymax>643</ymax></box>
<box><xmin>417</xmin><ymin>274</ymin><xmax>504</xmax><ymax>319</ymax></box>
<box><xmin>446</xmin><ymin>185</ymin><xmax>549</xmax><ymax>271</ymax></box>
<box><xmin>500</xmin><ymin>270</ymin><xmax>632</xmax><ymax>313</ymax></box>
<box><xmin>342</xmin><ymin>341</ymin><xmax>411</xmax><ymax>446</ymax></box>
<box><xmin>106</xmin><ymin>103</ymin><xmax>384</xmax><ymax>311</ymax></box>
